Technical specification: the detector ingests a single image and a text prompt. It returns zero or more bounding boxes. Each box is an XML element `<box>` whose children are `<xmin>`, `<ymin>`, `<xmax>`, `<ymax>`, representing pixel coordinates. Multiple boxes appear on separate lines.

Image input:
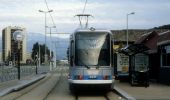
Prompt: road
<box><xmin>0</xmin><ymin>65</ymin><xmax>124</xmax><ymax>100</ymax></box>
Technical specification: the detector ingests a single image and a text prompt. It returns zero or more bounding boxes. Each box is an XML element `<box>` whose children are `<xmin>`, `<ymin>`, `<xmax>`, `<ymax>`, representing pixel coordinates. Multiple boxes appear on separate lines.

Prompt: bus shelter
<box><xmin>121</xmin><ymin>44</ymin><xmax>149</xmax><ymax>87</ymax></box>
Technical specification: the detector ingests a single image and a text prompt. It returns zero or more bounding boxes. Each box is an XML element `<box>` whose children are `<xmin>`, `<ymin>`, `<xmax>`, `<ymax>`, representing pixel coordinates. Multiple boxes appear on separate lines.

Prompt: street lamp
<box><xmin>39</xmin><ymin>9</ymin><xmax>53</xmax><ymax>64</ymax></box>
<box><xmin>46</xmin><ymin>26</ymin><xmax>56</xmax><ymax>71</ymax></box>
<box><xmin>13</xmin><ymin>30</ymin><xmax>24</xmax><ymax>80</ymax></box>
<box><xmin>52</xmin><ymin>41</ymin><xmax>58</xmax><ymax>69</ymax></box>
<box><xmin>126</xmin><ymin>12</ymin><xmax>135</xmax><ymax>46</ymax></box>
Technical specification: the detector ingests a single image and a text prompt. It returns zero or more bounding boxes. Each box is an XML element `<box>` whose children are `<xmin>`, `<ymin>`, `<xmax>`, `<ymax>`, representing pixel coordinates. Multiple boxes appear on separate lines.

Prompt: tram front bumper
<box><xmin>68</xmin><ymin>79</ymin><xmax>114</xmax><ymax>84</ymax></box>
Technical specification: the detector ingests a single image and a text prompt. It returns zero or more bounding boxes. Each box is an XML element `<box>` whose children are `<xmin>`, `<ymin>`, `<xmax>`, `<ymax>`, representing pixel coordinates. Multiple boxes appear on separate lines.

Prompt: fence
<box><xmin>0</xmin><ymin>61</ymin><xmax>67</xmax><ymax>83</ymax></box>
<box><xmin>0</xmin><ymin>66</ymin><xmax>36</xmax><ymax>83</ymax></box>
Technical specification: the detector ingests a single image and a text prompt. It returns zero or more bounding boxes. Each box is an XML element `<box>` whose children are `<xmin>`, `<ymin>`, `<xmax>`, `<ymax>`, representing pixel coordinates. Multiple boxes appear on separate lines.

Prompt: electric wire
<box><xmin>80</xmin><ymin>0</ymin><xmax>88</xmax><ymax>26</ymax></box>
<box><xmin>82</xmin><ymin>0</ymin><xmax>88</xmax><ymax>14</ymax></box>
<box><xmin>44</xmin><ymin>0</ymin><xmax>56</xmax><ymax>27</ymax></box>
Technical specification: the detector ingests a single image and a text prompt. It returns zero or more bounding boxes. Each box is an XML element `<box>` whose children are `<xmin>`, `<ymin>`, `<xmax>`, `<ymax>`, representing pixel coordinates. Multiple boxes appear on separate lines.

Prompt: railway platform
<box><xmin>115</xmin><ymin>80</ymin><xmax>170</xmax><ymax>100</ymax></box>
<box><xmin>0</xmin><ymin>74</ymin><xmax>46</xmax><ymax>97</ymax></box>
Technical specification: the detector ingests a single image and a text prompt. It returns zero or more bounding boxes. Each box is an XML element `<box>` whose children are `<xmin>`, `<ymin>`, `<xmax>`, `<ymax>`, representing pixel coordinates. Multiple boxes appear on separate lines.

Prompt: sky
<box><xmin>0</xmin><ymin>0</ymin><xmax>170</xmax><ymax>35</ymax></box>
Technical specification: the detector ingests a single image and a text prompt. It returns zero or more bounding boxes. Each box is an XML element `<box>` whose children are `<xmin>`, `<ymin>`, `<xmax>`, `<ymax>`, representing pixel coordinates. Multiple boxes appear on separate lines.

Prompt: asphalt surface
<box><xmin>0</xmin><ymin>66</ymin><xmax>124</xmax><ymax>100</ymax></box>
<box><xmin>1</xmin><ymin>64</ymin><xmax>170</xmax><ymax>100</ymax></box>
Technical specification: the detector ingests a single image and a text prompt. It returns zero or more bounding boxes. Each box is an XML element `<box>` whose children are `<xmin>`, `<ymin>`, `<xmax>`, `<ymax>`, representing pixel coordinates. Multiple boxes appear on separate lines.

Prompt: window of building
<box><xmin>162</xmin><ymin>45</ymin><xmax>170</xmax><ymax>67</ymax></box>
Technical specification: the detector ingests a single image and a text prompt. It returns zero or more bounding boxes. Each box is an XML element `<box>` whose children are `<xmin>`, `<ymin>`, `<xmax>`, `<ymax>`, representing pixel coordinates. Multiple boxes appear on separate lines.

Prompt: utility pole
<box><xmin>39</xmin><ymin>9</ymin><xmax>53</xmax><ymax>64</ymax></box>
<box><xmin>126</xmin><ymin>12</ymin><xmax>135</xmax><ymax>46</ymax></box>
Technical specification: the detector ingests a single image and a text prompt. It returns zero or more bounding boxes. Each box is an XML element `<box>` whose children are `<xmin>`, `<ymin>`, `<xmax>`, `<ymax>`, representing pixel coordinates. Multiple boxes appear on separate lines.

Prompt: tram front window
<box><xmin>75</xmin><ymin>32</ymin><xmax>110</xmax><ymax>67</ymax></box>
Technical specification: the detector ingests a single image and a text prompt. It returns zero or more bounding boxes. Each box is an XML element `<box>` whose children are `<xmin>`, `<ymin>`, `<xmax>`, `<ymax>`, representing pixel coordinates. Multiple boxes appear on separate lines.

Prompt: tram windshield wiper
<box><xmin>96</xmin><ymin>65</ymin><xmax>100</xmax><ymax>69</ymax></box>
<box><xmin>84</xmin><ymin>64</ymin><xmax>90</xmax><ymax>69</ymax></box>
<box><xmin>79</xmin><ymin>58</ymin><xmax>90</xmax><ymax>69</ymax></box>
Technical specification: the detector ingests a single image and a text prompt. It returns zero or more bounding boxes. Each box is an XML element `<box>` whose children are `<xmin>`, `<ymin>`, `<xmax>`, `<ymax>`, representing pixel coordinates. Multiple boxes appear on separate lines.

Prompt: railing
<box><xmin>0</xmin><ymin>66</ymin><xmax>36</xmax><ymax>83</ymax></box>
<box><xmin>0</xmin><ymin>61</ymin><xmax>68</xmax><ymax>83</ymax></box>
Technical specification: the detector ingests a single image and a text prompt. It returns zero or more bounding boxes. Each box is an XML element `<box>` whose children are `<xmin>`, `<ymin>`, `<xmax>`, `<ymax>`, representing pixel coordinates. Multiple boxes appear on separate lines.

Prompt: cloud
<box><xmin>0</xmin><ymin>0</ymin><xmax>170</xmax><ymax>34</ymax></box>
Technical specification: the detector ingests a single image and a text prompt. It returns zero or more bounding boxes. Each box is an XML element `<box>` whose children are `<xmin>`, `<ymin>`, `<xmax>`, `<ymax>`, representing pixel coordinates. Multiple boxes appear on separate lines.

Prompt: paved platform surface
<box><xmin>115</xmin><ymin>80</ymin><xmax>170</xmax><ymax>100</ymax></box>
<box><xmin>0</xmin><ymin>74</ymin><xmax>46</xmax><ymax>97</ymax></box>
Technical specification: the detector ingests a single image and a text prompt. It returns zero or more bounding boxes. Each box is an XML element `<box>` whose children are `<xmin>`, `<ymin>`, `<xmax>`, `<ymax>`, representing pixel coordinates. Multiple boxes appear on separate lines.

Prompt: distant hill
<box><xmin>26</xmin><ymin>32</ymin><xmax>69</xmax><ymax>60</ymax></box>
<box><xmin>153</xmin><ymin>24</ymin><xmax>170</xmax><ymax>29</ymax></box>
<box><xmin>0</xmin><ymin>32</ymin><xmax>69</xmax><ymax>60</ymax></box>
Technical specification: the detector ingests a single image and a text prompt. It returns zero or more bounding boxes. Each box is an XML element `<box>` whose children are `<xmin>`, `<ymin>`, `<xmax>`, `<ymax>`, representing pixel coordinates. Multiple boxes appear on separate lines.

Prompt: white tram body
<box><xmin>68</xmin><ymin>28</ymin><xmax>114</xmax><ymax>90</ymax></box>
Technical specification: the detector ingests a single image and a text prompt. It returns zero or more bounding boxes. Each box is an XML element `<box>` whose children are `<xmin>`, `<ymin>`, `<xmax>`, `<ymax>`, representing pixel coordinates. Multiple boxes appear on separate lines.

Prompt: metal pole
<box><xmin>45</xmin><ymin>12</ymin><xmax>47</xmax><ymax>64</ymax></box>
<box><xmin>52</xmin><ymin>41</ymin><xmax>57</xmax><ymax>68</ymax></box>
<box><xmin>36</xmin><ymin>53</ymin><xmax>38</xmax><ymax>74</ymax></box>
<box><xmin>18</xmin><ymin>42</ymin><xmax>20</xmax><ymax>80</ymax></box>
<box><xmin>13</xmin><ymin>30</ymin><xmax>24</xmax><ymax>80</ymax></box>
<box><xmin>54</xmin><ymin>42</ymin><xmax>57</xmax><ymax>68</ymax></box>
<box><xmin>46</xmin><ymin>26</ymin><xmax>56</xmax><ymax>70</ymax></box>
<box><xmin>126</xmin><ymin>14</ymin><xmax>129</xmax><ymax>46</ymax></box>
<box><xmin>126</xmin><ymin>12</ymin><xmax>135</xmax><ymax>47</ymax></box>
<box><xmin>39</xmin><ymin>10</ymin><xmax>53</xmax><ymax>64</ymax></box>
<box><xmin>39</xmin><ymin>43</ymin><xmax>41</xmax><ymax>67</ymax></box>
<box><xmin>50</xmin><ymin>27</ymin><xmax>52</xmax><ymax>71</ymax></box>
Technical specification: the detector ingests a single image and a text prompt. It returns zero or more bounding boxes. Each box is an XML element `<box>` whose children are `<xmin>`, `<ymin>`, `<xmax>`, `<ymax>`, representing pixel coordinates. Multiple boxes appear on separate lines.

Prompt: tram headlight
<box><xmin>103</xmin><ymin>75</ymin><xmax>110</xmax><ymax>80</ymax></box>
<box><xmin>75</xmin><ymin>75</ymin><xmax>83</xmax><ymax>80</ymax></box>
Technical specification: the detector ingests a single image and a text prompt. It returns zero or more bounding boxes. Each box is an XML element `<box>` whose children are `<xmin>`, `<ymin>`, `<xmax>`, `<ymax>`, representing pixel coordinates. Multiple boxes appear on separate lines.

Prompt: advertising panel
<box><xmin>117</xmin><ymin>53</ymin><xmax>129</xmax><ymax>75</ymax></box>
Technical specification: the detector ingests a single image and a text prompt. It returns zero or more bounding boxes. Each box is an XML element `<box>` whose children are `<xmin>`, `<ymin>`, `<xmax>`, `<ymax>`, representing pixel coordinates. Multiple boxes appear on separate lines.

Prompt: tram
<box><xmin>68</xmin><ymin>27</ymin><xmax>114</xmax><ymax>91</ymax></box>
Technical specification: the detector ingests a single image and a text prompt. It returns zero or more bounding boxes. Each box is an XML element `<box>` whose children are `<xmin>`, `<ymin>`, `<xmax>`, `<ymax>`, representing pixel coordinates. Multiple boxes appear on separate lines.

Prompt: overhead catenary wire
<box><xmin>80</xmin><ymin>0</ymin><xmax>88</xmax><ymax>22</ymax></box>
<box><xmin>82</xmin><ymin>0</ymin><xmax>88</xmax><ymax>14</ymax></box>
<box><xmin>44</xmin><ymin>0</ymin><xmax>56</xmax><ymax>27</ymax></box>
<box><xmin>79</xmin><ymin>0</ymin><xmax>91</xmax><ymax>28</ymax></box>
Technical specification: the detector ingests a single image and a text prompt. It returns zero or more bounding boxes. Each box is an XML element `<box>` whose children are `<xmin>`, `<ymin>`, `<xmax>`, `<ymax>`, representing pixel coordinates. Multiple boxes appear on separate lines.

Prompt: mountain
<box><xmin>0</xmin><ymin>32</ymin><xmax>69</xmax><ymax>60</ymax></box>
<box><xmin>153</xmin><ymin>24</ymin><xmax>170</xmax><ymax>29</ymax></box>
<box><xmin>26</xmin><ymin>32</ymin><xmax>69</xmax><ymax>60</ymax></box>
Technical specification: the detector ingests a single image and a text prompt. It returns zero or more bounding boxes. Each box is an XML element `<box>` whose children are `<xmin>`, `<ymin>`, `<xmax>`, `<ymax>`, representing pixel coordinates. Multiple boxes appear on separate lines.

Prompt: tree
<box><xmin>31</xmin><ymin>42</ymin><xmax>53</xmax><ymax>63</ymax></box>
<box><xmin>31</xmin><ymin>42</ymin><xmax>39</xmax><ymax>61</ymax></box>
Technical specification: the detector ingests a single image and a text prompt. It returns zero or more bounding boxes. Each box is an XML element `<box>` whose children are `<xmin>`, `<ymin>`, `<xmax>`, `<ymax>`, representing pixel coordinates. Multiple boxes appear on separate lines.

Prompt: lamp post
<box><xmin>126</xmin><ymin>12</ymin><xmax>135</xmax><ymax>46</ymax></box>
<box><xmin>35</xmin><ymin>54</ymin><xmax>38</xmax><ymax>74</ymax></box>
<box><xmin>36</xmin><ymin>43</ymin><xmax>40</xmax><ymax>74</ymax></box>
<box><xmin>13</xmin><ymin>30</ymin><xmax>24</xmax><ymax>80</ymax></box>
<box><xmin>38</xmin><ymin>43</ymin><xmax>41</xmax><ymax>67</ymax></box>
<box><xmin>39</xmin><ymin>9</ymin><xmax>53</xmax><ymax>64</ymax></box>
<box><xmin>46</xmin><ymin>26</ymin><xmax>56</xmax><ymax>71</ymax></box>
<box><xmin>52</xmin><ymin>41</ymin><xmax>58</xmax><ymax>69</ymax></box>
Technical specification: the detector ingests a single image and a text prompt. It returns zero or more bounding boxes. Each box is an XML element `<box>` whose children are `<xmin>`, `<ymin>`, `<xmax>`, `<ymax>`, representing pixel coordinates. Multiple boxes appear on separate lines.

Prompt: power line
<box><xmin>82</xmin><ymin>0</ymin><xmax>88</xmax><ymax>14</ymax></box>
<box><xmin>44</xmin><ymin>0</ymin><xmax>56</xmax><ymax>27</ymax></box>
<box><xmin>80</xmin><ymin>0</ymin><xmax>88</xmax><ymax>25</ymax></box>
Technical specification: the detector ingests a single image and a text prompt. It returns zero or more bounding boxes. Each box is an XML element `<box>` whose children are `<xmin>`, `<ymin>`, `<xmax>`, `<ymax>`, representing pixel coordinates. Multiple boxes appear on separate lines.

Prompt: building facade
<box><xmin>2</xmin><ymin>26</ymin><xmax>27</xmax><ymax>64</ymax></box>
<box><xmin>157</xmin><ymin>31</ymin><xmax>170</xmax><ymax>85</ymax></box>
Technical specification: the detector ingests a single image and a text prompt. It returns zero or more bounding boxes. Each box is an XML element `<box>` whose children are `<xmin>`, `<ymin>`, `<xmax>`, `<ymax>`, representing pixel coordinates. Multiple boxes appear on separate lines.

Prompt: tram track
<box><xmin>43</xmin><ymin>75</ymin><xmax>62</xmax><ymax>100</ymax></box>
<box><xmin>45</xmin><ymin>66</ymin><xmax>125</xmax><ymax>100</ymax></box>
<box><xmin>69</xmin><ymin>82</ymin><xmax>124</xmax><ymax>100</ymax></box>
<box><xmin>1</xmin><ymin>66</ymin><xmax>125</xmax><ymax>100</ymax></box>
<box><xmin>75</xmin><ymin>91</ymin><xmax>124</xmax><ymax>100</ymax></box>
<box><xmin>15</xmin><ymin>72</ymin><xmax>61</xmax><ymax>100</ymax></box>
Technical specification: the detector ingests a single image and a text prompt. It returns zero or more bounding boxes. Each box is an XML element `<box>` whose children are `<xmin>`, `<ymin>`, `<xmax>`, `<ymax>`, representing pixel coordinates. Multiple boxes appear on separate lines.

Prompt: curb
<box><xmin>0</xmin><ymin>74</ymin><xmax>46</xmax><ymax>97</ymax></box>
<box><xmin>114</xmin><ymin>86</ymin><xmax>136</xmax><ymax>100</ymax></box>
